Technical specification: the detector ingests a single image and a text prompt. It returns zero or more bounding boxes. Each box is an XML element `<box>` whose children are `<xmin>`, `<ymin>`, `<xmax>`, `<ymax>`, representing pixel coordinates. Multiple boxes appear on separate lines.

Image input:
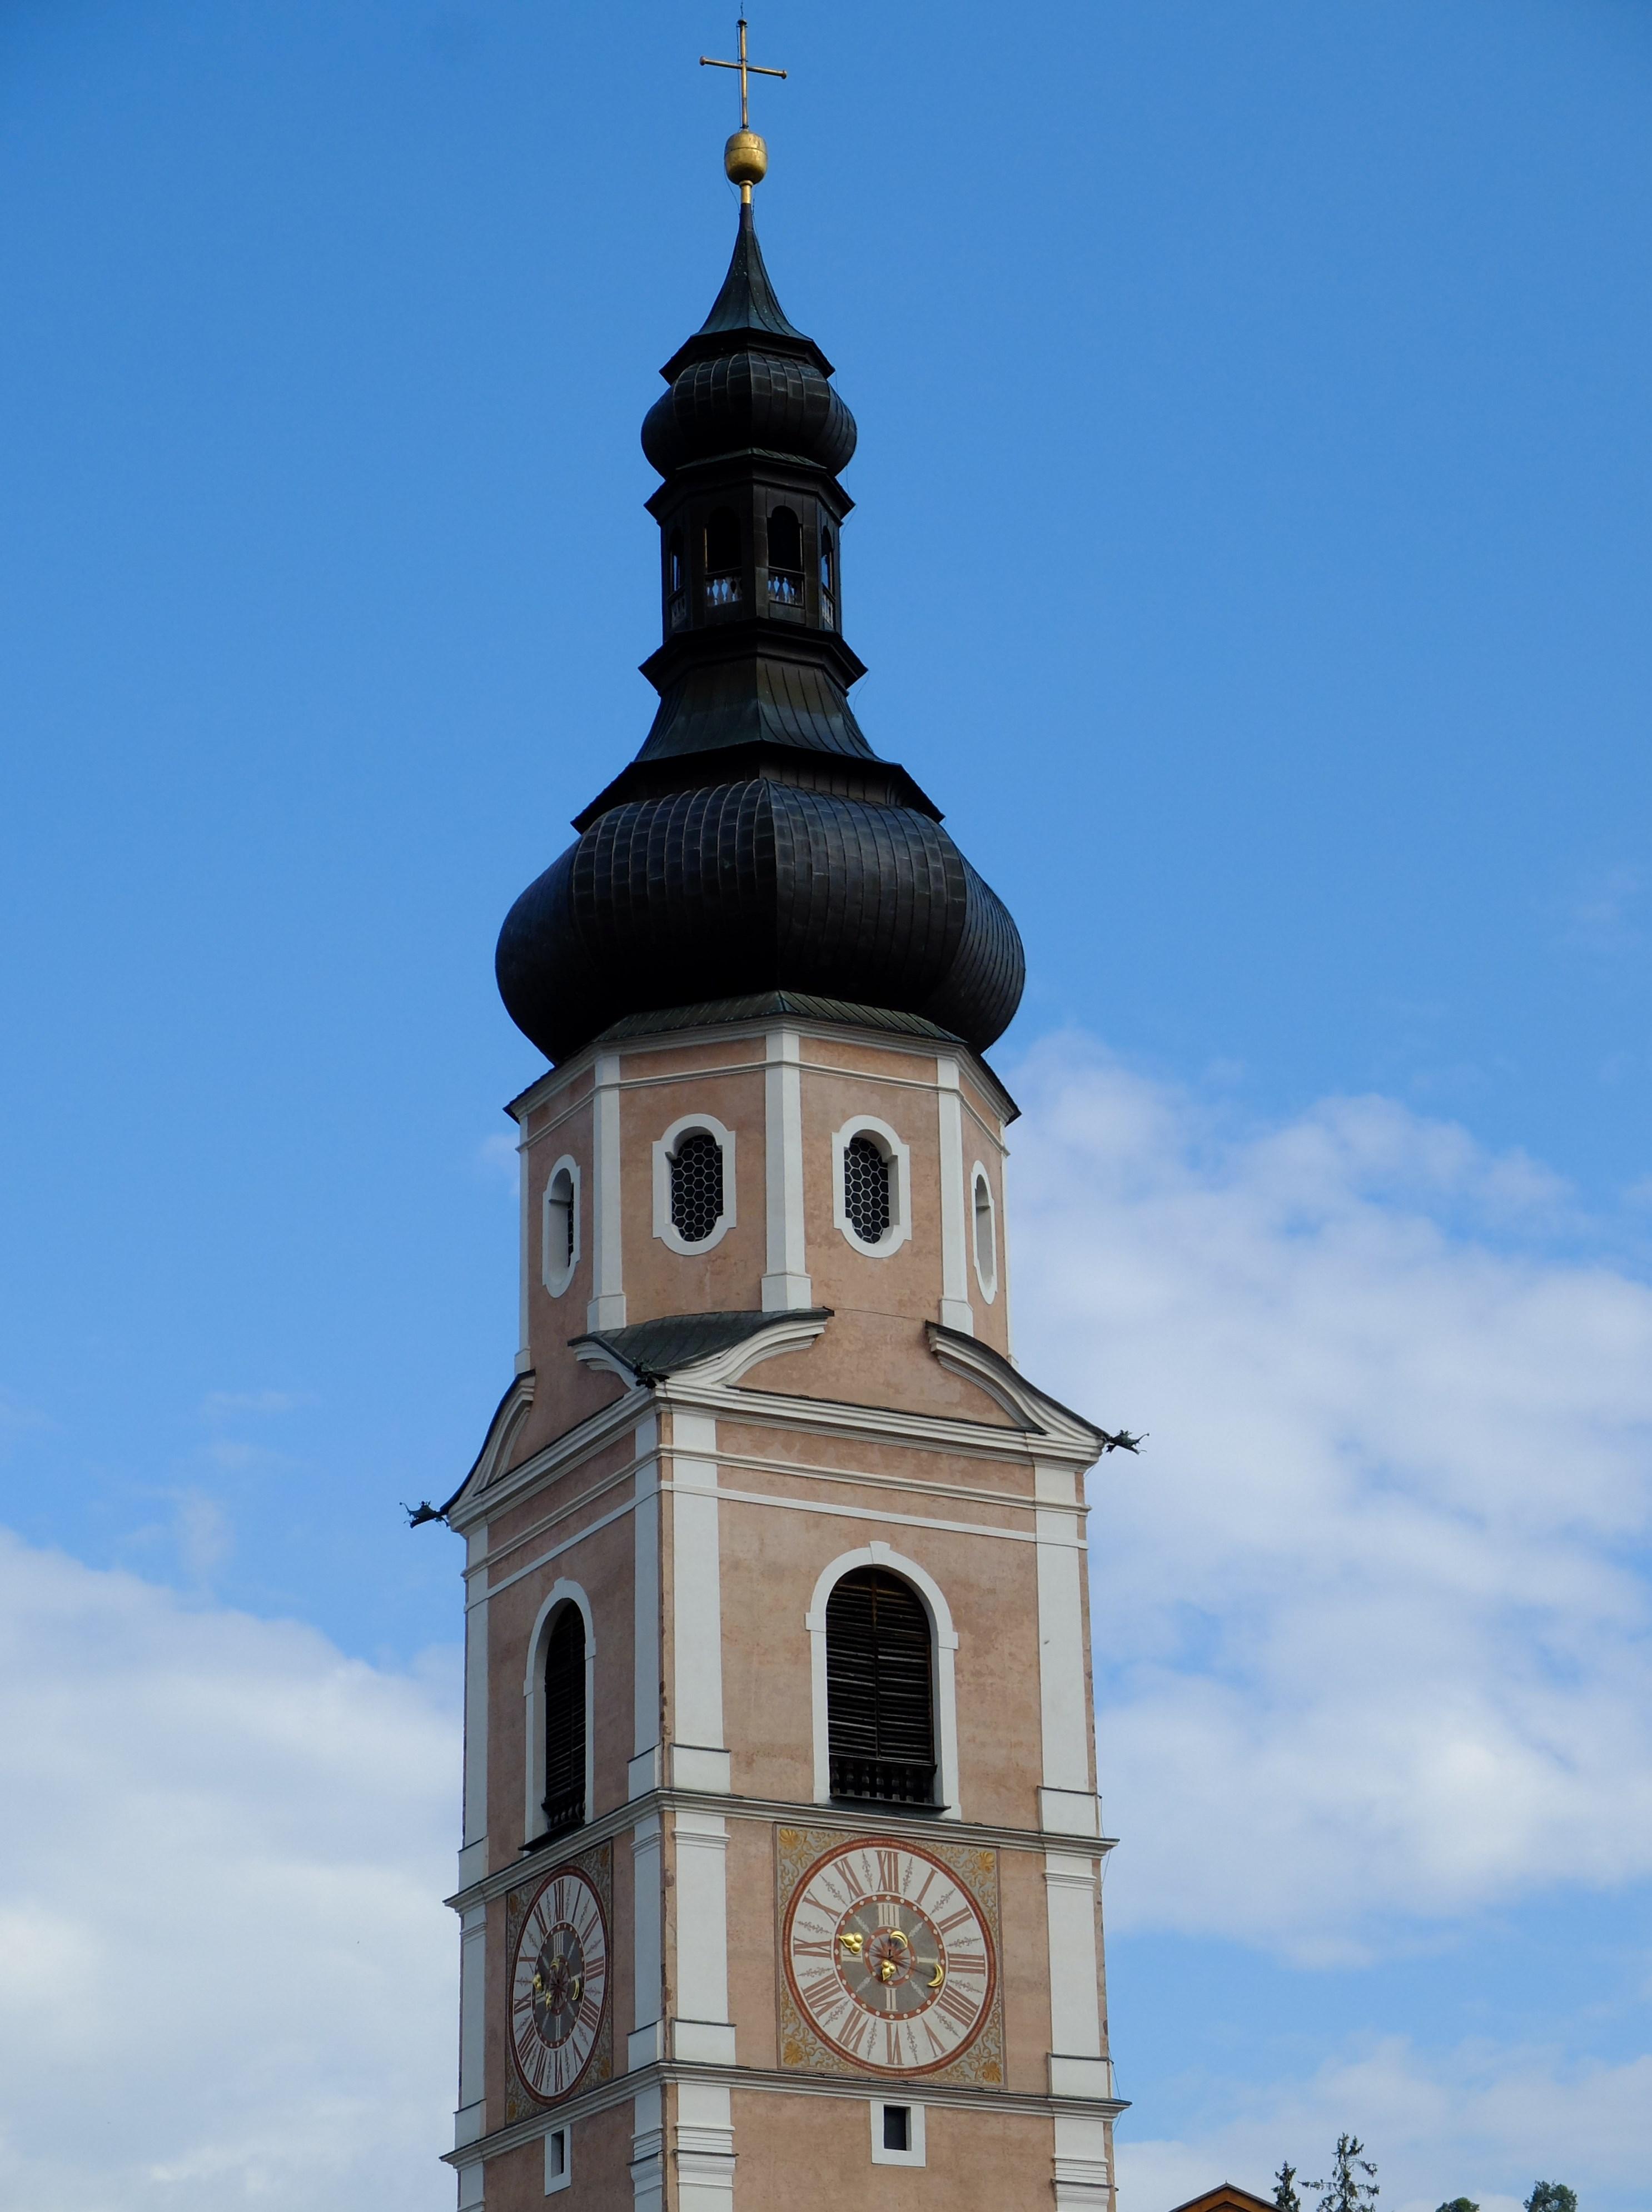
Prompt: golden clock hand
<box><xmin>569</xmin><ymin>1975</ymin><xmax>583</xmax><ymax>2006</ymax></box>
<box><xmin>879</xmin><ymin>1960</ymin><xmax>898</xmax><ymax>1982</ymax></box>
<box><xmin>838</xmin><ymin>1932</ymin><xmax>863</xmax><ymax>1955</ymax></box>
<box><xmin>927</xmin><ymin>1961</ymin><xmax>945</xmax><ymax>1990</ymax></box>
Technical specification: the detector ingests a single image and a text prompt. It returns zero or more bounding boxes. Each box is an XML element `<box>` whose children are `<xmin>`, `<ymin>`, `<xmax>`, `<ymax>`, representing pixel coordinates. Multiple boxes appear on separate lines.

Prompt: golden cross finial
<box><xmin>700</xmin><ymin>16</ymin><xmax>787</xmax><ymax>131</ymax></box>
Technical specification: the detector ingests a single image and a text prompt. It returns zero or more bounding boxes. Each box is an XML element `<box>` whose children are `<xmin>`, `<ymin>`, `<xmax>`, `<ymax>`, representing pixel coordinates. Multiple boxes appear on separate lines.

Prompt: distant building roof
<box><xmin>1166</xmin><ymin>2186</ymin><xmax>1278</xmax><ymax>2212</ymax></box>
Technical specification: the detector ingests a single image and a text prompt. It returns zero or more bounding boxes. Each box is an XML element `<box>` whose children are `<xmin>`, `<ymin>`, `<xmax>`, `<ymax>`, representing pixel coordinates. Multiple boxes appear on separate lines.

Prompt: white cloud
<box><xmin>1558</xmin><ymin>863</ymin><xmax>1642</xmax><ymax>955</ymax></box>
<box><xmin>1116</xmin><ymin>2035</ymin><xmax>1648</xmax><ymax>2212</ymax></box>
<box><xmin>198</xmin><ymin>1388</ymin><xmax>307</xmax><ymax>1423</ymax></box>
<box><xmin>1007</xmin><ymin>1041</ymin><xmax>1652</xmax><ymax>1954</ymax></box>
<box><xmin>0</xmin><ymin>1531</ymin><xmax>459</xmax><ymax>2211</ymax></box>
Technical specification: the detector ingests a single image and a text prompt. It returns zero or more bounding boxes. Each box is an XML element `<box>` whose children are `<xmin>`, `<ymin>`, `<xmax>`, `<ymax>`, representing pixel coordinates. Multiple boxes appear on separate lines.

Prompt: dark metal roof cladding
<box><xmin>496</xmin><ymin>201</ymin><xmax>1026</xmax><ymax>1068</ymax></box>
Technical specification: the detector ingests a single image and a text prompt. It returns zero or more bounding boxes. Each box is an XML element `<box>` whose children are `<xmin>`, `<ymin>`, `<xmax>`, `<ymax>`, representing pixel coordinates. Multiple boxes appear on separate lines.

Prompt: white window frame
<box><xmin>831</xmin><ymin>1115</ymin><xmax>911</xmax><ymax>1259</ymax></box>
<box><xmin>522</xmin><ymin>1581</ymin><xmax>595</xmax><ymax>1846</ymax></box>
<box><xmin>544</xmin><ymin>2121</ymin><xmax>571</xmax><ymax>2195</ymax></box>
<box><xmin>869</xmin><ymin>2099</ymin><xmax>925</xmax><ymax>2167</ymax></box>
<box><xmin>653</xmin><ymin>1113</ymin><xmax>738</xmax><ymax>1256</ymax></box>
<box><xmin>970</xmin><ymin>1162</ymin><xmax>998</xmax><ymax>1303</ymax></box>
<box><xmin>541</xmin><ymin>1154</ymin><xmax>581</xmax><ymax>1299</ymax></box>
<box><xmin>804</xmin><ymin>1541</ymin><xmax>961</xmax><ymax>1818</ymax></box>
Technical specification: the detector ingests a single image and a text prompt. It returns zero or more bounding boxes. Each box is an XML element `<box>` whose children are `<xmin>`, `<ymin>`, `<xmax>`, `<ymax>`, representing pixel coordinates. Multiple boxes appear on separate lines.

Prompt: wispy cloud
<box><xmin>198</xmin><ymin>1389</ymin><xmax>307</xmax><ymax>1424</ymax></box>
<box><xmin>1559</xmin><ymin>863</ymin><xmax>1643</xmax><ymax>955</ymax></box>
<box><xmin>1008</xmin><ymin>1040</ymin><xmax>1652</xmax><ymax>1955</ymax></box>
<box><xmin>1117</xmin><ymin>2034</ymin><xmax>1649</xmax><ymax>2212</ymax></box>
<box><xmin>0</xmin><ymin>1532</ymin><xmax>457</xmax><ymax>2210</ymax></box>
<box><xmin>475</xmin><ymin>1129</ymin><xmax>519</xmax><ymax>1182</ymax></box>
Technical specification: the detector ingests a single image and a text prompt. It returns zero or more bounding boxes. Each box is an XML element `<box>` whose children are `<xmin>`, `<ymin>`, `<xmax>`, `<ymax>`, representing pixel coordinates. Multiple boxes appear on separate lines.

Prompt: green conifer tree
<box><xmin>1273</xmin><ymin>2164</ymin><xmax>1302</xmax><ymax>2212</ymax></box>
<box><xmin>1524</xmin><ymin>2186</ymin><xmax>1576</xmax><ymax>2212</ymax></box>
<box><xmin>1307</xmin><ymin>2135</ymin><xmax>1379</xmax><ymax>2212</ymax></box>
<box><xmin>1435</xmin><ymin>2199</ymin><xmax>1479</xmax><ymax>2211</ymax></box>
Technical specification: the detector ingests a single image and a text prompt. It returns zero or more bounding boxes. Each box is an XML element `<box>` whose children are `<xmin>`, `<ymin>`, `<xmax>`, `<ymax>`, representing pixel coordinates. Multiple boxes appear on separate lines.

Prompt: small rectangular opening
<box><xmin>545</xmin><ymin>2125</ymin><xmax>570</xmax><ymax>2194</ymax></box>
<box><xmin>881</xmin><ymin>2105</ymin><xmax>910</xmax><ymax>2153</ymax></box>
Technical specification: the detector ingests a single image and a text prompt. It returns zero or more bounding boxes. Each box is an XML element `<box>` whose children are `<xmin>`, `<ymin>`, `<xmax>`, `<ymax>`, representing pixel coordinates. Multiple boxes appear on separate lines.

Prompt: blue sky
<box><xmin>2</xmin><ymin>4</ymin><xmax>1650</xmax><ymax>2209</ymax></box>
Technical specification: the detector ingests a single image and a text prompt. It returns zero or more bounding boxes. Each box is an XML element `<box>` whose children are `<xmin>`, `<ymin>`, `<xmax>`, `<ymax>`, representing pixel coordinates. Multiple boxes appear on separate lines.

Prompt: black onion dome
<box><xmin>496</xmin><ymin>199</ymin><xmax>1024</xmax><ymax>1068</ymax></box>
<box><xmin>497</xmin><ymin>784</ymin><xmax>1024</xmax><ymax>1065</ymax></box>
<box><xmin>641</xmin><ymin>205</ymin><xmax>856</xmax><ymax>476</ymax></box>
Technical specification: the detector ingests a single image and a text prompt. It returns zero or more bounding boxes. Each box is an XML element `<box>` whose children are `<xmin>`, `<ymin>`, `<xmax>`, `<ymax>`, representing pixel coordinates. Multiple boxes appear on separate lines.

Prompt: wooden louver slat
<box><xmin>825</xmin><ymin>1569</ymin><xmax>936</xmax><ymax>1805</ymax></box>
<box><xmin>542</xmin><ymin>1606</ymin><xmax>586</xmax><ymax>1836</ymax></box>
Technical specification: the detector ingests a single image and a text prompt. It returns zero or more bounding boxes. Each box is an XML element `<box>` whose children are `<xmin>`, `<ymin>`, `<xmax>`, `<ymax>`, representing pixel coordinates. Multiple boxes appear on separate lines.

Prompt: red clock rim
<box><xmin>508</xmin><ymin>1860</ymin><xmax>610</xmax><ymax>2105</ymax></box>
<box><xmin>781</xmin><ymin>1834</ymin><xmax>998</xmax><ymax>2075</ymax></box>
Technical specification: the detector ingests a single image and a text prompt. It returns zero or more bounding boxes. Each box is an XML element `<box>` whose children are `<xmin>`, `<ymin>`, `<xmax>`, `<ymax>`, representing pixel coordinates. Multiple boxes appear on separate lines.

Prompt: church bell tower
<box><xmin>439</xmin><ymin>61</ymin><xmax>1122</xmax><ymax>2212</ymax></box>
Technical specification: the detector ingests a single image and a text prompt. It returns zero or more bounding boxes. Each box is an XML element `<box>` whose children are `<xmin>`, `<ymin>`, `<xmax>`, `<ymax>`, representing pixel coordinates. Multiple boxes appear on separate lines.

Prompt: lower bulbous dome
<box><xmin>496</xmin><ymin>781</ymin><xmax>1024</xmax><ymax>1065</ymax></box>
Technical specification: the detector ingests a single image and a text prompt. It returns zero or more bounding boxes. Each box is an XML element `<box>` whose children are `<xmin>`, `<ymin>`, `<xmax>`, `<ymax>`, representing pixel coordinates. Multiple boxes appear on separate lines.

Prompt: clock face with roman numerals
<box><xmin>783</xmin><ymin>1839</ymin><xmax>996</xmax><ymax>2074</ymax></box>
<box><xmin>509</xmin><ymin>1865</ymin><xmax>609</xmax><ymax>2103</ymax></box>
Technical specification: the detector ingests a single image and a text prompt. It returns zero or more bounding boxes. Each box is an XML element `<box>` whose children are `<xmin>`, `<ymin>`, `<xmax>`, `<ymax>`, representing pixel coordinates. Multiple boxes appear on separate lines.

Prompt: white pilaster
<box><xmin>936</xmin><ymin>1056</ymin><xmax>974</xmax><ymax>1334</ymax></box>
<box><xmin>629</xmin><ymin>1417</ymin><xmax>661</xmax><ymax>1799</ymax></box>
<box><xmin>458</xmin><ymin>1525</ymin><xmax>489</xmax><ymax>1890</ymax></box>
<box><xmin>1044</xmin><ymin>1850</ymin><xmax>1108</xmax><ymax>2098</ymax></box>
<box><xmin>588</xmin><ymin>1052</ymin><xmax>627</xmax><ymax>1332</ymax></box>
<box><xmin>1053</xmin><ymin>2114</ymin><xmax>1113</xmax><ymax>2212</ymax></box>
<box><xmin>514</xmin><ymin>1113</ymin><xmax>531</xmax><ymax>1375</ymax></box>
<box><xmin>455</xmin><ymin>1902</ymin><xmax>486</xmax><ymax>2148</ymax></box>
<box><xmin>1034</xmin><ymin>1463</ymin><xmax>1102</xmax><ymax>1838</ymax></box>
<box><xmin>669</xmin><ymin>1413</ymin><xmax>729</xmax><ymax>1793</ymax></box>
<box><xmin>762</xmin><ymin>1028</ymin><xmax>812</xmax><ymax>1310</ymax></box>
<box><xmin>629</xmin><ymin>1812</ymin><xmax>664</xmax><ymax>2070</ymax></box>
<box><xmin>630</xmin><ymin>2087</ymin><xmax>664</xmax><ymax>2212</ymax></box>
<box><xmin>670</xmin><ymin>1810</ymin><xmax>735</xmax><ymax>2064</ymax></box>
<box><xmin>674</xmin><ymin>2081</ymin><xmax>736</xmax><ymax>2212</ymax></box>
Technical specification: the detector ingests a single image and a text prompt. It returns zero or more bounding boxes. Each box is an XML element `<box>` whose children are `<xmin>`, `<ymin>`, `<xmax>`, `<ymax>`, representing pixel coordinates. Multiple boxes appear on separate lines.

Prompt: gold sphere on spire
<box><xmin>725</xmin><ymin>128</ymin><xmax>768</xmax><ymax>187</ymax></box>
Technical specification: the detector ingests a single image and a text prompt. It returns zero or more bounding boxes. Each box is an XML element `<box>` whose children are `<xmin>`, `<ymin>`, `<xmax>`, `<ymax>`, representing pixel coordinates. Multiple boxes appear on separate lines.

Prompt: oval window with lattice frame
<box><xmin>830</xmin><ymin>1117</ymin><xmax>910</xmax><ymax>1258</ymax></box>
<box><xmin>652</xmin><ymin>1114</ymin><xmax>738</xmax><ymax>1255</ymax></box>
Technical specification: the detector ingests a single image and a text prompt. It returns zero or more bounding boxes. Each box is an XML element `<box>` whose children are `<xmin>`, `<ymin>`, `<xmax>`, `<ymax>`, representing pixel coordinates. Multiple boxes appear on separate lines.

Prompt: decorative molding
<box><xmin>504</xmin><ymin>1012</ymin><xmax>1022</xmax><ymax>1134</ymax></box>
<box><xmin>830</xmin><ymin>1113</ymin><xmax>912</xmax><ymax>1258</ymax></box>
<box><xmin>653</xmin><ymin>1112</ymin><xmax>738</xmax><ymax>1257</ymax></box>
<box><xmin>447</xmin><ymin>1790</ymin><xmax>1114</xmax><ymax>1917</ymax></box>
<box><xmin>575</xmin><ymin>1312</ymin><xmax>828</xmax><ymax>1394</ymax></box>
<box><xmin>443</xmin><ymin>2058</ymin><xmax>1124</xmax><ymax>2177</ymax></box>
<box><xmin>924</xmin><ymin>1325</ymin><xmax>1104</xmax><ymax>1456</ymax></box>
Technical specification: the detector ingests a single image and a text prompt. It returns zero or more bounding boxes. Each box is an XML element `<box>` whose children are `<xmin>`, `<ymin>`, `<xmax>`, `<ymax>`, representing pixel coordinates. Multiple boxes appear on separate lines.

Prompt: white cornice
<box><xmin>445</xmin><ymin>2060</ymin><xmax>1124</xmax><ymax>2174</ymax></box>
<box><xmin>446</xmin><ymin>1787</ymin><xmax>1116</xmax><ymax>1915</ymax></box>
<box><xmin>506</xmin><ymin>1013</ymin><xmax>1020</xmax><ymax>1130</ymax></box>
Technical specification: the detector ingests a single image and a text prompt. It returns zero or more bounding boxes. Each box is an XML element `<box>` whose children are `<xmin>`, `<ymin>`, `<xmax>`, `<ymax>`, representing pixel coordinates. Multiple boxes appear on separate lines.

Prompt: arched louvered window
<box><xmin>669</xmin><ymin>1129</ymin><xmax>724</xmax><ymax>1244</ymax></box>
<box><xmin>767</xmin><ymin>505</ymin><xmax>803</xmax><ymax>606</ymax></box>
<box><xmin>541</xmin><ymin>1606</ymin><xmax>587</xmax><ymax>1836</ymax></box>
<box><xmin>668</xmin><ymin>528</ymin><xmax>687</xmax><ymax>629</ymax></box>
<box><xmin>825</xmin><ymin>1568</ymin><xmax>936</xmax><ymax>1804</ymax></box>
<box><xmin>704</xmin><ymin>508</ymin><xmax>742</xmax><ymax>608</ymax></box>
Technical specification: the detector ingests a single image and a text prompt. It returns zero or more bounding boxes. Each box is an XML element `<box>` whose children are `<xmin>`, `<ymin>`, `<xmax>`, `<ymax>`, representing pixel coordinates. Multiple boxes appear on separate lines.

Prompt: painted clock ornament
<box><xmin>783</xmin><ymin>1838</ymin><xmax>997</xmax><ymax>2074</ymax></box>
<box><xmin>508</xmin><ymin>1864</ymin><xmax>609</xmax><ymax>2103</ymax></box>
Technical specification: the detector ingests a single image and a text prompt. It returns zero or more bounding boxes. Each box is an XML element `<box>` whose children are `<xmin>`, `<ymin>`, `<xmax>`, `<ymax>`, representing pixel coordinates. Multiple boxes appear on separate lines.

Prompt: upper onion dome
<box><xmin>496</xmin><ymin>198</ymin><xmax>1024</xmax><ymax>1068</ymax></box>
<box><xmin>641</xmin><ymin>205</ymin><xmax>857</xmax><ymax>476</ymax></box>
